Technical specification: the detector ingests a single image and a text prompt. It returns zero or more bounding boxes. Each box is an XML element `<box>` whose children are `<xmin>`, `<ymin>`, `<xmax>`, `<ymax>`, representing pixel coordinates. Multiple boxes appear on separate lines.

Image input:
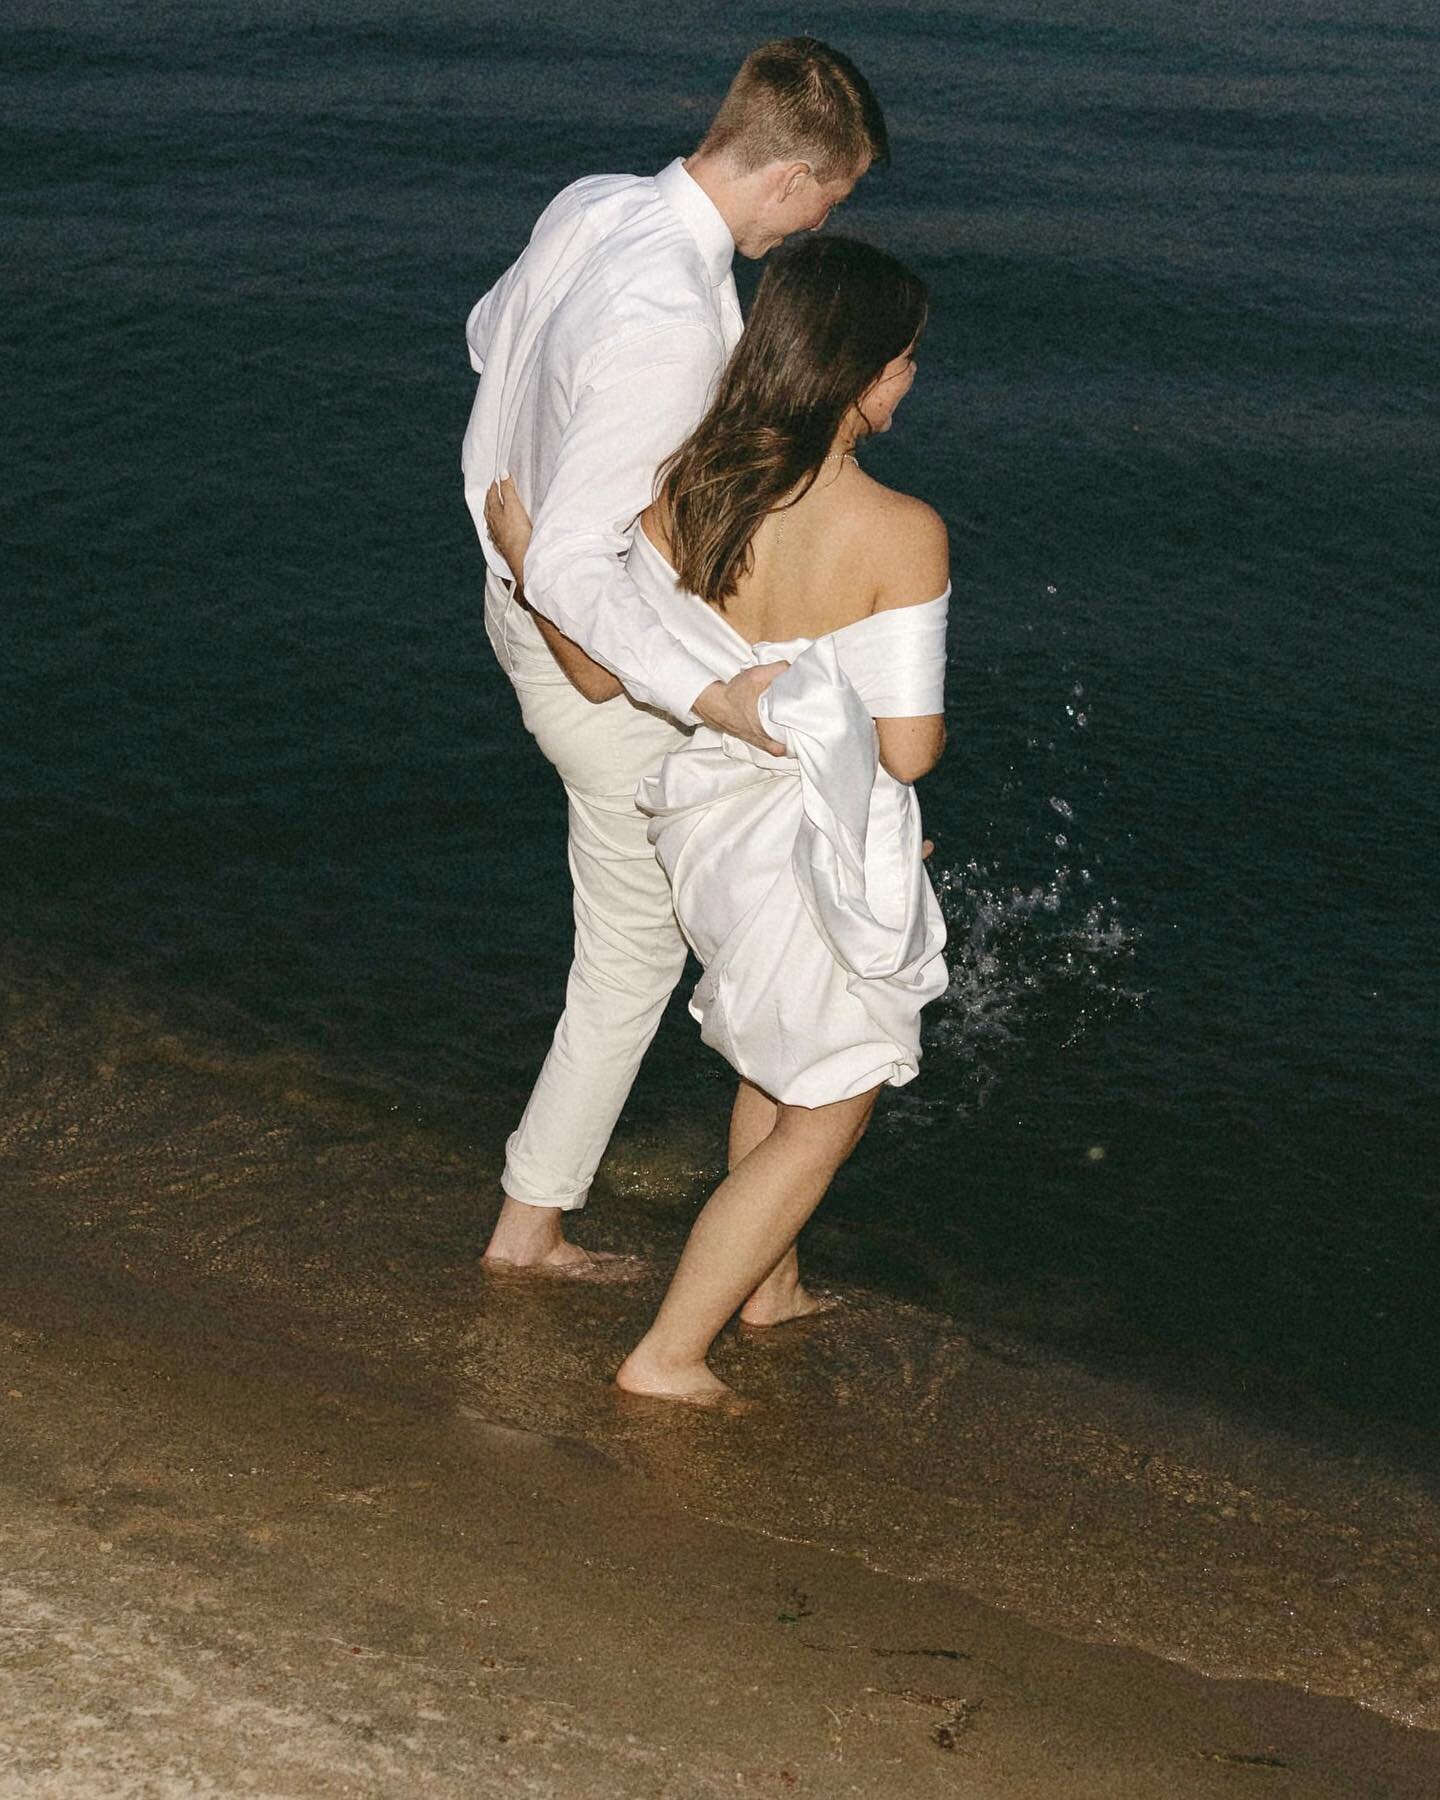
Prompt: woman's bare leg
<box><xmin>728</xmin><ymin>1077</ymin><xmax>778</xmax><ymax>1164</ymax></box>
<box><xmin>739</xmin><ymin>1241</ymin><xmax>839</xmax><ymax>1326</ymax></box>
<box><xmin>615</xmin><ymin>1086</ymin><xmax>877</xmax><ymax>1402</ymax></box>
<box><xmin>718</xmin><ymin>1082</ymin><xmax>833</xmax><ymax>1325</ymax></box>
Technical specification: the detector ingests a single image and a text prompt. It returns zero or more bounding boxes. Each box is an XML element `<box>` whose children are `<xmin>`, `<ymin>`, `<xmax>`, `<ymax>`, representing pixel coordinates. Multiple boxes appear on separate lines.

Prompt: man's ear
<box><xmin>777</xmin><ymin>160</ymin><xmax>812</xmax><ymax>201</ymax></box>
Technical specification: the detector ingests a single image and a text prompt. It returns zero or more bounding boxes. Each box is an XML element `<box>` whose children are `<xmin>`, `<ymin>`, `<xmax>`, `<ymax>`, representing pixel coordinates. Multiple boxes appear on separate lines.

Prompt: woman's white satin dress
<box><xmin>631</xmin><ymin>529</ymin><xmax>950</xmax><ymax>1107</ymax></box>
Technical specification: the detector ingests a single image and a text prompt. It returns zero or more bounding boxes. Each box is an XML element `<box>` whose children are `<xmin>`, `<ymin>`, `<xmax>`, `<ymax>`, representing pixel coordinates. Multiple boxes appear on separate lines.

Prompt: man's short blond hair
<box><xmin>700</xmin><ymin>37</ymin><xmax>888</xmax><ymax>182</ymax></box>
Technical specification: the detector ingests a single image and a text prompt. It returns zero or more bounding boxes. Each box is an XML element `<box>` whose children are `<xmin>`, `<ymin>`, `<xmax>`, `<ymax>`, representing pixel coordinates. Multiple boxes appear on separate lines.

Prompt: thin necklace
<box><xmin>823</xmin><ymin>450</ymin><xmax>858</xmax><ymax>465</ymax></box>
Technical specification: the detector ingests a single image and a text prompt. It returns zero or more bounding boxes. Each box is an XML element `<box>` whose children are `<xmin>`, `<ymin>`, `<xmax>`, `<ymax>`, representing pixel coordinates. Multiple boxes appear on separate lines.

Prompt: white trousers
<box><xmin>485</xmin><ymin>574</ymin><xmax>691</xmax><ymax>1210</ymax></box>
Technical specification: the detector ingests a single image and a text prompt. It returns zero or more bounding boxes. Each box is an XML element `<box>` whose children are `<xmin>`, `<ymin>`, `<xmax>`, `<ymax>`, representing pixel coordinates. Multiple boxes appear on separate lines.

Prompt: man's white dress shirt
<box><xmin>461</xmin><ymin>159</ymin><xmax>744</xmax><ymax>723</ymax></box>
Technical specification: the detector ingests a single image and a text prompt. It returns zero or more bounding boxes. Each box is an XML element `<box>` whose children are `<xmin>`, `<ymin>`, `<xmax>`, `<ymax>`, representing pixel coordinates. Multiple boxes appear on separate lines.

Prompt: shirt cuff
<box><xmin>647</xmin><ymin>646</ymin><xmax>718</xmax><ymax>727</ymax></box>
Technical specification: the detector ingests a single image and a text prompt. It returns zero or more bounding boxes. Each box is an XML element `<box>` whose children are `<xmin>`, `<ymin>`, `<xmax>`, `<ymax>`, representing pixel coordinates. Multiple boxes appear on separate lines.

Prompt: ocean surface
<box><xmin>3</xmin><ymin>0</ymin><xmax>1438</xmax><ymax>1443</ymax></box>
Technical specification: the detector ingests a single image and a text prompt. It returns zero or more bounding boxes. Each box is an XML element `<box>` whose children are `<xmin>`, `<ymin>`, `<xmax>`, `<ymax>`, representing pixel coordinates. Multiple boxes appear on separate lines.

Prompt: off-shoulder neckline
<box><xmin>633</xmin><ymin>525</ymin><xmax>949</xmax><ymax>656</ymax></box>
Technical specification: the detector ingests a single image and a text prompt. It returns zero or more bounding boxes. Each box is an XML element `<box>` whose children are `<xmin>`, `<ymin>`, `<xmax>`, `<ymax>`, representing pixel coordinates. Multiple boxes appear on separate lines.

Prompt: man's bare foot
<box><xmin>736</xmin><ymin>1283</ymin><xmax>840</xmax><ymax>1329</ymax></box>
<box><xmin>481</xmin><ymin>1241</ymin><xmax>644</xmax><ymax>1283</ymax></box>
<box><xmin>614</xmin><ymin>1348</ymin><xmax>742</xmax><ymax>1410</ymax></box>
<box><xmin>481</xmin><ymin>1193</ymin><xmax>642</xmax><ymax>1280</ymax></box>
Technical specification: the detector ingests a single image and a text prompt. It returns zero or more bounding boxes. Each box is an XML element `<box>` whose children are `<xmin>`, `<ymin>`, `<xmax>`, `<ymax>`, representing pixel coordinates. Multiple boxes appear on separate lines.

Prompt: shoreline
<box><xmin>4</xmin><ymin>1238</ymin><xmax>1440</xmax><ymax>1797</ymax></box>
<box><xmin>3</xmin><ymin>941</ymin><xmax>1439</xmax><ymax>1766</ymax></box>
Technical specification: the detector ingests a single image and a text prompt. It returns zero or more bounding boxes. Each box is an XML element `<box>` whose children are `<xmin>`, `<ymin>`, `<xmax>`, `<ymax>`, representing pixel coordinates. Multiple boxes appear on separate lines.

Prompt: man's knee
<box><xmin>566</xmin><ymin>933</ymin><xmax>688</xmax><ymax>1018</ymax></box>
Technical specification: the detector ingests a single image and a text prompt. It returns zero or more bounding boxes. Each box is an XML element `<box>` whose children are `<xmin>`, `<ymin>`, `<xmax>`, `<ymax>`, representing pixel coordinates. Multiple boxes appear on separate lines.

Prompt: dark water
<box><xmin>4</xmin><ymin>1</ymin><xmax>1438</xmax><ymax>1425</ymax></box>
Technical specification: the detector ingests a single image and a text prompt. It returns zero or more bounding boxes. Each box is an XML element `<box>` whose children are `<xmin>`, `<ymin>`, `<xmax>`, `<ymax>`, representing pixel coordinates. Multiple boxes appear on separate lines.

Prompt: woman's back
<box><xmin>645</xmin><ymin>462</ymin><xmax>948</xmax><ymax>649</ymax></box>
<box><xmin>643</xmin><ymin>466</ymin><xmax>948</xmax><ymax>782</ymax></box>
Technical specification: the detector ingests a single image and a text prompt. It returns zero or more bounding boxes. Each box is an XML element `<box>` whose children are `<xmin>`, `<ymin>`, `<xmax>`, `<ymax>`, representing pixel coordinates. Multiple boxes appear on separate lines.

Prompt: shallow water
<box><xmin>4</xmin><ymin>941</ymin><xmax>1438</xmax><ymax>1730</ymax></box>
<box><xmin>2</xmin><ymin>2</ymin><xmax>1438</xmax><ymax>1431</ymax></box>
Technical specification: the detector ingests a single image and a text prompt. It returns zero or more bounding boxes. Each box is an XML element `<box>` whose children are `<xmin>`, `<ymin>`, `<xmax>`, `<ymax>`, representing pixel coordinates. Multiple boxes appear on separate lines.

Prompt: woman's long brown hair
<box><xmin>657</xmin><ymin>236</ymin><xmax>928</xmax><ymax>608</ymax></box>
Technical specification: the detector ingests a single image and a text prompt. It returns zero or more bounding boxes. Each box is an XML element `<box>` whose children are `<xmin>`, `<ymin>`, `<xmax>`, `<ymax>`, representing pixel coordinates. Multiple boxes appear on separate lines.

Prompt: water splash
<box><xmin>909</xmin><ymin>861</ymin><xmax>1139</xmax><ymax>1114</ymax></box>
<box><xmin>891</xmin><ymin>663</ymin><xmax>1143</xmax><ymax>1126</ymax></box>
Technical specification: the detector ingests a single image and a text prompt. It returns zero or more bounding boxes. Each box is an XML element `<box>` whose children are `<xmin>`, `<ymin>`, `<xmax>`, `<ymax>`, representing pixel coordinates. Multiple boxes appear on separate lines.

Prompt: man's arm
<box><xmin>521</xmin><ymin>324</ymin><xmax>782</xmax><ymax>743</ymax></box>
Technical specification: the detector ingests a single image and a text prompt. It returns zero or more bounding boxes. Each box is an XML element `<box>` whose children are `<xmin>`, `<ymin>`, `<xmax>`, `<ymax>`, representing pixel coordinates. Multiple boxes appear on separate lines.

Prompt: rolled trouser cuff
<box><xmin>502</xmin><ymin>1134</ymin><xmax>590</xmax><ymax>1212</ymax></box>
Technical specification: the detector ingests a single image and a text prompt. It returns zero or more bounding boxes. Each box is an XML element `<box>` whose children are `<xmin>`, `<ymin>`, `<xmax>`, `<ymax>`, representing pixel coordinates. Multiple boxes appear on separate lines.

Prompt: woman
<box><xmin>486</xmin><ymin>237</ymin><xmax>949</xmax><ymax>1405</ymax></box>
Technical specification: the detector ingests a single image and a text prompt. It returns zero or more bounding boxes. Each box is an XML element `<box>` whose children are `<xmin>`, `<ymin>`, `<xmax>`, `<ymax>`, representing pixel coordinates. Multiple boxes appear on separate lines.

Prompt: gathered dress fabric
<box><xmin>632</xmin><ymin>530</ymin><xmax>951</xmax><ymax>1107</ymax></box>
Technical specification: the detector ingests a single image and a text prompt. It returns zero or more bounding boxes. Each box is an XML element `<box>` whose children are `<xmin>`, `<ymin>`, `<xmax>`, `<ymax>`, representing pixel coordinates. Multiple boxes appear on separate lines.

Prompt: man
<box><xmin>461</xmin><ymin>38</ymin><xmax>888</xmax><ymax>1271</ymax></box>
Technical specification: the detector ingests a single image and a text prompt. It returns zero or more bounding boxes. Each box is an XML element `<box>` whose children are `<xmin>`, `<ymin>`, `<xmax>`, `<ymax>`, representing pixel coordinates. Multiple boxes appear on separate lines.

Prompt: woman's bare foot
<box><xmin>737</xmin><ymin>1280</ymin><xmax>839</xmax><ymax>1329</ymax></box>
<box><xmin>614</xmin><ymin>1347</ymin><xmax>739</xmax><ymax>1409</ymax></box>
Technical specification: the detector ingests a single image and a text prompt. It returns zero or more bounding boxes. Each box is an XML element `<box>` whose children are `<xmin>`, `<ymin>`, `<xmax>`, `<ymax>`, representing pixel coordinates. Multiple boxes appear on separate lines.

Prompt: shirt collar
<box><xmin>653</xmin><ymin>158</ymin><xmax>735</xmax><ymax>287</ymax></box>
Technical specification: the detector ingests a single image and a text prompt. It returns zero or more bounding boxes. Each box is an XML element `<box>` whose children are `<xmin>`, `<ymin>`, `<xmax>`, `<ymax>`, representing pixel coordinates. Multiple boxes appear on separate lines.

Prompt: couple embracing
<box><xmin>461</xmin><ymin>38</ymin><xmax>949</xmax><ymax>1406</ymax></box>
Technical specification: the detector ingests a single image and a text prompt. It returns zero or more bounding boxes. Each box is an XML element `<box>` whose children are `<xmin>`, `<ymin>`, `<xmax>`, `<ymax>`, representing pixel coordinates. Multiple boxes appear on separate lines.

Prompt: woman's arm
<box><xmin>483</xmin><ymin>477</ymin><xmax>623</xmax><ymax>703</ymax></box>
<box><xmin>526</xmin><ymin>605</ymin><xmax>625</xmax><ymax>703</ymax></box>
<box><xmin>870</xmin><ymin>497</ymin><xmax>949</xmax><ymax>782</ymax></box>
<box><xmin>876</xmin><ymin>712</ymin><xmax>945</xmax><ymax>783</ymax></box>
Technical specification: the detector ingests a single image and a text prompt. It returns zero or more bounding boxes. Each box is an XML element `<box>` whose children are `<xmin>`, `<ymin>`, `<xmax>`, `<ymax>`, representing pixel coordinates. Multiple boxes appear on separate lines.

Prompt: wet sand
<box><xmin>3</xmin><ymin>945</ymin><xmax>1439</xmax><ymax>1795</ymax></box>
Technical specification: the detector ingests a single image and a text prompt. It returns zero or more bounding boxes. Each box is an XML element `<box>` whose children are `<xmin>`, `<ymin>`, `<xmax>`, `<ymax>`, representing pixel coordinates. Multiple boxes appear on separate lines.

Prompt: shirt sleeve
<box><xmin>520</xmin><ymin>322</ymin><xmax>728</xmax><ymax>723</ymax></box>
<box><xmin>465</xmin><ymin>277</ymin><xmax>504</xmax><ymax>375</ymax></box>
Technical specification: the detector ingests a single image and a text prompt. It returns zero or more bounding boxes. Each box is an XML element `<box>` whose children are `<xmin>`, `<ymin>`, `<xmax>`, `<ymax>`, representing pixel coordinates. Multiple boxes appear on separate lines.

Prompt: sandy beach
<box><xmin>3</xmin><ymin>946</ymin><xmax>1439</xmax><ymax>1797</ymax></box>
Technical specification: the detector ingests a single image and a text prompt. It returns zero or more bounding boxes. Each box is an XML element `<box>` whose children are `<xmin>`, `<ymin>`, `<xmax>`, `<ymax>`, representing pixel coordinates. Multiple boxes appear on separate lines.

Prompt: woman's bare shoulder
<box><xmin>639</xmin><ymin>494</ymin><xmax>673</xmax><ymax>555</ymax></box>
<box><xmin>847</xmin><ymin>478</ymin><xmax>949</xmax><ymax>613</ymax></box>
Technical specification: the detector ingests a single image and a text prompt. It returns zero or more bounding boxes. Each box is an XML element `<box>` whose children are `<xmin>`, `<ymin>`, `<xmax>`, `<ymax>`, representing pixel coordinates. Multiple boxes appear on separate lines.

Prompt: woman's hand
<box><xmin>484</xmin><ymin>474</ymin><xmax>533</xmax><ymax>586</ymax></box>
<box><xmin>483</xmin><ymin>474</ymin><xmax>622</xmax><ymax>704</ymax></box>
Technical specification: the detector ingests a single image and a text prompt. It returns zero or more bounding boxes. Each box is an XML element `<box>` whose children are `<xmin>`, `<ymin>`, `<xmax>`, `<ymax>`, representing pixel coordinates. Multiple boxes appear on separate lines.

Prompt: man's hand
<box><xmin>693</xmin><ymin>664</ymin><xmax>789</xmax><ymax>756</ymax></box>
